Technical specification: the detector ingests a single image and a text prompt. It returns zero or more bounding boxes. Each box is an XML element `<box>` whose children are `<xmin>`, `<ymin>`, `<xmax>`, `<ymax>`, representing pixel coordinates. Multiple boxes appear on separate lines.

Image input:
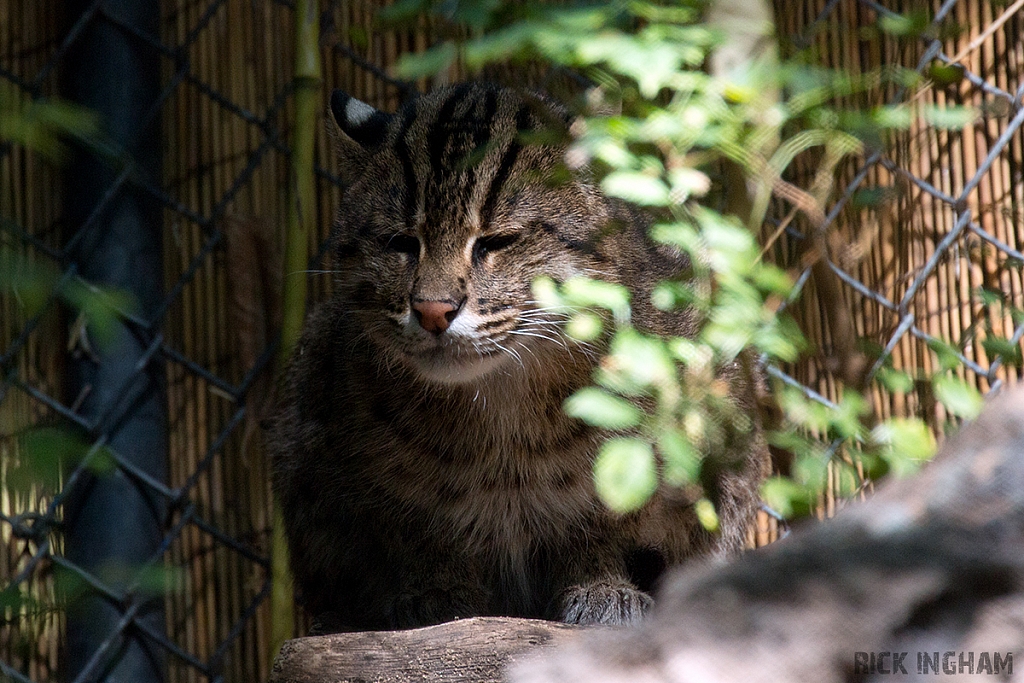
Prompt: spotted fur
<box><xmin>269</xmin><ymin>83</ymin><xmax>769</xmax><ymax>633</ymax></box>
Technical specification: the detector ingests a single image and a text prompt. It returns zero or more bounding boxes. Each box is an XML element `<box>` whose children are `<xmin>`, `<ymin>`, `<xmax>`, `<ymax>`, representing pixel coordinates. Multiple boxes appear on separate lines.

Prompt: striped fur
<box><xmin>270</xmin><ymin>83</ymin><xmax>770</xmax><ymax>633</ymax></box>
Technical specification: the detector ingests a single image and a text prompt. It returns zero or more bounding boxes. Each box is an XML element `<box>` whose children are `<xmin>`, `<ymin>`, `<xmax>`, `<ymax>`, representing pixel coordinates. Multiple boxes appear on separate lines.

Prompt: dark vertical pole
<box><xmin>63</xmin><ymin>1</ymin><xmax>166</xmax><ymax>682</ymax></box>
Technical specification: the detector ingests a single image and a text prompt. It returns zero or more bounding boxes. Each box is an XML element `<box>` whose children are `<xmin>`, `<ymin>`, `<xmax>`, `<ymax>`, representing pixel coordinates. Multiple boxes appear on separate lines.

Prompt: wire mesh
<box><xmin>1</xmin><ymin>0</ymin><xmax>1023</xmax><ymax>682</ymax></box>
<box><xmin>769</xmin><ymin>0</ymin><xmax>1024</xmax><ymax>424</ymax></box>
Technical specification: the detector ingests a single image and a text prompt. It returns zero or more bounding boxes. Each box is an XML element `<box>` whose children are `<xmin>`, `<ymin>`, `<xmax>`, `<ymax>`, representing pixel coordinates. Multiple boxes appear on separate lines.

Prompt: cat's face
<box><xmin>330</xmin><ymin>84</ymin><xmax>608</xmax><ymax>385</ymax></box>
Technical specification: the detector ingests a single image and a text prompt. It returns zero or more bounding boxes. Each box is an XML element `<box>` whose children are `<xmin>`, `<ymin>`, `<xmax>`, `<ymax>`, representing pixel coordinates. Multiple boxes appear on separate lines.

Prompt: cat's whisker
<box><xmin>579</xmin><ymin>267</ymin><xmax>616</xmax><ymax>279</ymax></box>
<box><xmin>518</xmin><ymin>311</ymin><xmax>578</xmax><ymax>324</ymax></box>
<box><xmin>520</xmin><ymin>302</ymin><xmax>578</xmax><ymax>314</ymax></box>
<box><xmin>514</xmin><ymin>322</ymin><xmax>596</xmax><ymax>349</ymax></box>
<box><xmin>507</xmin><ymin>329</ymin><xmax>569</xmax><ymax>352</ymax></box>
<box><xmin>490</xmin><ymin>340</ymin><xmax>524</xmax><ymax>370</ymax></box>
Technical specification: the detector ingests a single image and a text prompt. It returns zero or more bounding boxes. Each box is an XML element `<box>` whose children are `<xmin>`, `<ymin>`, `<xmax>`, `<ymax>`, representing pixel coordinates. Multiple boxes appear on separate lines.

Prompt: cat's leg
<box><xmin>386</xmin><ymin>565</ymin><xmax>490</xmax><ymax>628</ymax></box>
<box><xmin>377</xmin><ymin>517</ymin><xmax>491</xmax><ymax>629</ymax></box>
<box><xmin>291</xmin><ymin>508</ymin><xmax>489</xmax><ymax>631</ymax></box>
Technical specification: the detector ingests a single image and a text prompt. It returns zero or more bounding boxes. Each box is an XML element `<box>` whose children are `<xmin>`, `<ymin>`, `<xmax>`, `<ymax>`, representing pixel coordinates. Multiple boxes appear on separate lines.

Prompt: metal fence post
<box><xmin>62</xmin><ymin>0</ymin><xmax>166</xmax><ymax>681</ymax></box>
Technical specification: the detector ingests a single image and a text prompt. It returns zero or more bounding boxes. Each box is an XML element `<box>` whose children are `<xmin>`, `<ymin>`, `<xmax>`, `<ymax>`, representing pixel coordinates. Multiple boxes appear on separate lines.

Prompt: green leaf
<box><xmin>695</xmin><ymin>211</ymin><xmax>759</xmax><ymax>275</ymax></box>
<box><xmin>609</xmin><ymin>328</ymin><xmax>675</xmax><ymax>388</ymax></box>
<box><xmin>852</xmin><ymin>186</ymin><xmax>895</xmax><ymax>208</ymax></box>
<box><xmin>593</xmin><ymin>437</ymin><xmax>657</xmax><ymax>513</ymax></box>
<box><xmin>651</xmin><ymin>281</ymin><xmax>684</xmax><ymax>311</ymax></box>
<box><xmin>751</xmin><ymin>264</ymin><xmax>794</xmax><ymax>297</ymax></box>
<box><xmin>0</xmin><ymin>586</ymin><xmax>35</xmax><ymax>613</ymax></box>
<box><xmin>393</xmin><ymin>42</ymin><xmax>457</xmax><ymax>79</ymax></box>
<box><xmin>667</xmin><ymin>167</ymin><xmax>710</xmax><ymax>202</ymax></box>
<box><xmin>123</xmin><ymin>564</ymin><xmax>185</xmax><ymax>597</ymax></box>
<box><xmin>926</xmin><ymin>62</ymin><xmax>965</xmax><ymax>88</ymax></box>
<box><xmin>1012</xmin><ymin>306</ymin><xmax>1024</xmax><ymax>327</ymax></box>
<box><xmin>0</xmin><ymin>98</ymin><xmax>100</xmax><ymax>161</ymax></box>
<box><xmin>830</xmin><ymin>391</ymin><xmax>870</xmax><ymax>440</ymax></box>
<box><xmin>62</xmin><ymin>280</ymin><xmax>136</xmax><ymax>348</ymax></box>
<box><xmin>464</xmin><ymin>23</ymin><xmax>538</xmax><ymax>66</ymax></box>
<box><xmin>376</xmin><ymin>0</ymin><xmax>432</xmax><ymax>24</ymax></box>
<box><xmin>792</xmin><ymin>450</ymin><xmax>829</xmax><ymax>490</ymax></box>
<box><xmin>920</xmin><ymin>105</ymin><xmax>976</xmax><ymax>129</ymax></box>
<box><xmin>601</xmin><ymin>171</ymin><xmax>669</xmax><ymax>206</ymax></box>
<box><xmin>870</xmin><ymin>418</ymin><xmax>936</xmax><ymax>475</ymax></box>
<box><xmin>564</xmin><ymin>387</ymin><xmax>642</xmax><ymax>429</ymax></box>
<box><xmin>932</xmin><ymin>375</ymin><xmax>983</xmax><ymax>419</ymax></box>
<box><xmin>649</xmin><ymin>221</ymin><xmax>699</xmax><ymax>251</ymax></box>
<box><xmin>629</xmin><ymin>1</ymin><xmax>700</xmax><ymax>25</ymax></box>
<box><xmin>761</xmin><ymin>476</ymin><xmax>808</xmax><ymax>520</ymax></box>
<box><xmin>659</xmin><ymin>429</ymin><xmax>700</xmax><ymax>485</ymax></box>
<box><xmin>668</xmin><ymin>336</ymin><xmax>711</xmax><ymax>369</ymax></box>
<box><xmin>0</xmin><ymin>250</ymin><xmax>58</xmax><ymax>315</ymax></box>
<box><xmin>876</xmin><ymin>366</ymin><xmax>915</xmax><ymax>393</ymax></box>
<box><xmin>565</xmin><ymin>311</ymin><xmax>603</xmax><ymax>341</ymax></box>
<box><xmin>531</xmin><ymin>276</ymin><xmax>564</xmax><ymax>310</ymax></box>
<box><xmin>347</xmin><ymin>26</ymin><xmax>369</xmax><ymax>50</ymax></box>
<box><xmin>981</xmin><ymin>336</ymin><xmax>1023</xmax><ymax>367</ymax></box>
<box><xmin>878</xmin><ymin>10</ymin><xmax>930</xmax><ymax>37</ymax></box>
<box><xmin>754</xmin><ymin>314</ymin><xmax>805</xmax><ymax>362</ymax></box>
<box><xmin>12</xmin><ymin>428</ymin><xmax>116</xmax><ymax>493</ymax></box>
<box><xmin>561</xmin><ymin>276</ymin><xmax>631</xmax><ymax>323</ymax></box>
<box><xmin>776</xmin><ymin>389</ymin><xmax>832</xmax><ymax>433</ymax></box>
<box><xmin>694</xmin><ymin>498</ymin><xmax>719</xmax><ymax>532</ymax></box>
<box><xmin>928</xmin><ymin>338</ymin><xmax>963</xmax><ymax>372</ymax></box>
<box><xmin>977</xmin><ymin>286</ymin><xmax>1004</xmax><ymax>306</ymax></box>
<box><xmin>871</xmin><ymin>106</ymin><xmax>913</xmax><ymax>129</ymax></box>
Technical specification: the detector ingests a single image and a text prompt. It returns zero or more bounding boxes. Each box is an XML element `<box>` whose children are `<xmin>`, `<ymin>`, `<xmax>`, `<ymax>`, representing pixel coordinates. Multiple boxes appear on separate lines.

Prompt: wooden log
<box><xmin>269</xmin><ymin>617</ymin><xmax>588</xmax><ymax>683</ymax></box>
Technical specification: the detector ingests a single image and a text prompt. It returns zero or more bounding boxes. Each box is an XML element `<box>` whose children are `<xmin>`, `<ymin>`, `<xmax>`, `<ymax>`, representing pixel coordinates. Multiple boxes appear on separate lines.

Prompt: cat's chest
<box><xmin>407</xmin><ymin>438</ymin><xmax>596</xmax><ymax>550</ymax></box>
<box><xmin>365</xmin><ymin>396</ymin><xmax>599</xmax><ymax>547</ymax></box>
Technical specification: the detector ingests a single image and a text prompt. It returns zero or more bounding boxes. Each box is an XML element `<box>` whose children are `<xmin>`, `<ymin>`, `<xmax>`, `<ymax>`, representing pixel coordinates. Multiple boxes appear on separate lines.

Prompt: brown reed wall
<box><xmin>772</xmin><ymin>1</ymin><xmax>1024</xmax><ymax>445</ymax></box>
<box><xmin>2</xmin><ymin>1</ymin><xmax>1023</xmax><ymax>681</ymax></box>
<box><xmin>1</xmin><ymin>1</ymin><xmax>69</xmax><ymax>679</ymax></box>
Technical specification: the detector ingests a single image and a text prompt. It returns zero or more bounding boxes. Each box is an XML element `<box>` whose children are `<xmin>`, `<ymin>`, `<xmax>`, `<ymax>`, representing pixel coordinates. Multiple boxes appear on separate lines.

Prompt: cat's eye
<box><xmin>385</xmin><ymin>233</ymin><xmax>420</xmax><ymax>257</ymax></box>
<box><xmin>473</xmin><ymin>233</ymin><xmax>519</xmax><ymax>261</ymax></box>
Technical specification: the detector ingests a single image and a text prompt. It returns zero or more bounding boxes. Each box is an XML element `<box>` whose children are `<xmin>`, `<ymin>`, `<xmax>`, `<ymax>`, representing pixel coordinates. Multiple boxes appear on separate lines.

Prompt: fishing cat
<box><xmin>269</xmin><ymin>82</ymin><xmax>770</xmax><ymax>633</ymax></box>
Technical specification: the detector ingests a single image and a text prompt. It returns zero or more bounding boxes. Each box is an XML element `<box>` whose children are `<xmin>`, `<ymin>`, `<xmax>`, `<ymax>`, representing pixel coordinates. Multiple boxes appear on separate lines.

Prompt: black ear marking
<box><xmin>330</xmin><ymin>89</ymin><xmax>393</xmax><ymax>149</ymax></box>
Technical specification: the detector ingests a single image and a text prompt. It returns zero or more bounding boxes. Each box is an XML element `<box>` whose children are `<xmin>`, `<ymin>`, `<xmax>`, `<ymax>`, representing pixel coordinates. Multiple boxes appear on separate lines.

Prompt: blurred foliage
<box><xmin>0</xmin><ymin>94</ymin><xmax>99</xmax><ymax>163</ymax></box>
<box><xmin>1</xmin><ymin>96</ymin><xmax>138</xmax><ymax>495</ymax></box>
<box><xmin>1</xmin><ymin>94</ymin><xmax>171</xmax><ymax>636</ymax></box>
<box><xmin>0</xmin><ymin>249</ymin><xmax>136</xmax><ymax>349</ymax></box>
<box><xmin>381</xmin><ymin>0</ymin><xmax>997</xmax><ymax>521</ymax></box>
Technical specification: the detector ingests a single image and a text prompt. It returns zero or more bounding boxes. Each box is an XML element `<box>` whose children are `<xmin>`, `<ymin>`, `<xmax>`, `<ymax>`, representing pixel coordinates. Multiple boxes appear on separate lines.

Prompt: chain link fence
<box><xmin>2</xmin><ymin>0</ymin><xmax>1023</xmax><ymax>682</ymax></box>
<box><xmin>769</xmin><ymin>0</ymin><xmax>1024</xmax><ymax>434</ymax></box>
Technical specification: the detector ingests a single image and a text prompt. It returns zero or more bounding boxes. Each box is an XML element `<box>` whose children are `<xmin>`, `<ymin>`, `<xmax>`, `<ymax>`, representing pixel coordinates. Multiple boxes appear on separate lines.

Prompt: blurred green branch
<box><xmin>374</xmin><ymin>0</ymin><xmax>987</xmax><ymax>519</ymax></box>
<box><xmin>270</xmin><ymin>0</ymin><xmax>321</xmax><ymax>663</ymax></box>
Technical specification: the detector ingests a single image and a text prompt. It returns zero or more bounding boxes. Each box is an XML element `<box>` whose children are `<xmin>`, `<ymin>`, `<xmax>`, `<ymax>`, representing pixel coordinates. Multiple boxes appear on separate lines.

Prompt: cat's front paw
<box><xmin>557</xmin><ymin>578</ymin><xmax>652</xmax><ymax>626</ymax></box>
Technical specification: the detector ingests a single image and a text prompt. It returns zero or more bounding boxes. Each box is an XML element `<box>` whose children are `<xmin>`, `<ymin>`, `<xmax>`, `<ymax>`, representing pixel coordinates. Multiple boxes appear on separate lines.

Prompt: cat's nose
<box><xmin>412</xmin><ymin>299</ymin><xmax>463</xmax><ymax>335</ymax></box>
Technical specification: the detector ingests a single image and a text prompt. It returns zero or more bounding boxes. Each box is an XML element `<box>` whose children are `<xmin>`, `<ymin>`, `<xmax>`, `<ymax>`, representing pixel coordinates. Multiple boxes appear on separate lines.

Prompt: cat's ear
<box><xmin>328</xmin><ymin>90</ymin><xmax>393</xmax><ymax>182</ymax></box>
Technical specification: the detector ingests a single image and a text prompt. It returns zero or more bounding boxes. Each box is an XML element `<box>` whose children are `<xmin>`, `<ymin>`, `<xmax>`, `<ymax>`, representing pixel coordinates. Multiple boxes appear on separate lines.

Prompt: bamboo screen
<box><xmin>159</xmin><ymin>4</ymin><xmax>424</xmax><ymax>682</ymax></box>
<box><xmin>1</xmin><ymin>2</ymin><xmax>68</xmax><ymax>681</ymax></box>
<box><xmin>770</xmin><ymin>0</ymin><xmax>1024</xmax><ymax>517</ymax></box>
<box><xmin>1</xmin><ymin>1</ymin><xmax>1023</xmax><ymax>682</ymax></box>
